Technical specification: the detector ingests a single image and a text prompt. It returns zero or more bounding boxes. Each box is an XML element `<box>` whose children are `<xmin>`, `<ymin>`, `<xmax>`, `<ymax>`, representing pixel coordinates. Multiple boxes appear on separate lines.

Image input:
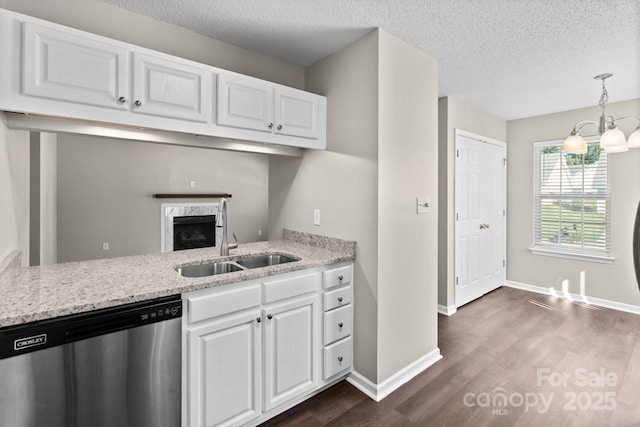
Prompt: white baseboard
<box><xmin>506</xmin><ymin>280</ymin><xmax>640</xmax><ymax>315</ymax></box>
<box><xmin>346</xmin><ymin>347</ymin><xmax>442</xmax><ymax>402</ymax></box>
<box><xmin>437</xmin><ymin>304</ymin><xmax>457</xmax><ymax>316</ymax></box>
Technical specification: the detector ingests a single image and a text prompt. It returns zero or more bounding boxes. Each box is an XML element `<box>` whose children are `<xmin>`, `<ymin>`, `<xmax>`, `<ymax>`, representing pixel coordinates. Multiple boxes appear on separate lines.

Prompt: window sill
<box><xmin>529</xmin><ymin>247</ymin><xmax>614</xmax><ymax>264</ymax></box>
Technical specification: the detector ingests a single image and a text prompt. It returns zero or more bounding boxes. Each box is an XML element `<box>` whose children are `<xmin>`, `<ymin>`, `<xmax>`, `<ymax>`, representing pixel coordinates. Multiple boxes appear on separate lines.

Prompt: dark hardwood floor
<box><xmin>260</xmin><ymin>286</ymin><xmax>640</xmax><ymax>426</ymax></box>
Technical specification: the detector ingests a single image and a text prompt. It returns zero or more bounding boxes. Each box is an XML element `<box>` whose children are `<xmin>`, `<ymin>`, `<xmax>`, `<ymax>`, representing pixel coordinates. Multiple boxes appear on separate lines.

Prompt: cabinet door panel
<box><xmin>188</xmin><ymin>310</ymin><xmax>261</xmax><ymax>427</ymax></box>
<box><xmin>275</xmin><ymin>88</ymin><xmax>319</xmax><ymax>139</ymax></box>
<box><xmin>263</xmin><ymin>295</ymin><xmax>317</xmax><ymax>411</ymax></box>
<box><xmin>132</xmin><ymin>53</ymin><xmax>210</xmax><ymax>122</ymax></box>
<box><xmin>217</xmin><ymin>74</ymin><xmax>273</xmax><ymax>132</ymax></box>
<box><xmin>22</xmin><ymin>22</ymin><xmax>129</xmax><ymax>110</ymax></box>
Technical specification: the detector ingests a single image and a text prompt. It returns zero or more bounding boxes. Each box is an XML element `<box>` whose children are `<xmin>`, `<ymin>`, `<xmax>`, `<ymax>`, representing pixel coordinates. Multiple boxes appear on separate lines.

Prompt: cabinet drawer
<box><xmin>323</xmin><ymin>336</ymin><xmax>352</xmax><ymax>380</ymax></box>
<box><xmin>323</xmin><ymin>285</ymin><xmax>352</xmax><ymax>312</ymax></box>
<box><xmin>263</xmin><ymin>272</ymin><xmax>319</xmax><ymax>304</ymax></box>
<box><xmin>187</xmin><ymin>283</ymin><xmax>261</xmax><ymax>323</ymax></box>
<box><xmin>323</xmin><ymin>304</ymin><xmax>352</xmax><ymax>345</ymax></box>
<box><xmin>323</xmin><ymin>265</ymin><xmax>352</xmax><ymax>290</ymax></box>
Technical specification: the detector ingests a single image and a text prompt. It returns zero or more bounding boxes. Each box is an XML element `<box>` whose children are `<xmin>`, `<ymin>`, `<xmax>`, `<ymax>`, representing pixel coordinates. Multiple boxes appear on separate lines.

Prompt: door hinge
<box><xmin>456</xmin><ymin>149</ymin><xmax>460</xmax><ymax>158</ymax></box>
<box><xmin>456</xmin><ymin>276</ymin><xmax>459</xmax><ymax>285</ymax></box>
<box><xmin>503</xmin><ymin>209</ymin><xmax>506</xmax><ymax>216</ymax></box>
<box><xmin>503</xmin><ymin>158</ymin><xmax>507</xmax><ymax>166</ymax></box>
<box><xmin>456</xmin><ymin>213</ymin><xmax>459</xmax><ymax>221</ymax></box>
<box><xmin>503</xmin><ymin>259</ymin><xmax>506</xmax><ymax>268</ymax></box>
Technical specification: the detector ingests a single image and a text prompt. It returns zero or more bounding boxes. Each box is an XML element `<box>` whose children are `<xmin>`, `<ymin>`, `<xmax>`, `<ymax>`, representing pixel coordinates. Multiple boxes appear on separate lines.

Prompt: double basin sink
<box><xmin>177</xmin><ymin>253</ymin><xmax>298</xmax><ymax>278</ymax></box>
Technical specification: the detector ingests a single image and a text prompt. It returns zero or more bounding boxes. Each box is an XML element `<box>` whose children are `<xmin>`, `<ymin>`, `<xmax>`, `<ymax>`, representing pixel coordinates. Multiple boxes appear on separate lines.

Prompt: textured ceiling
<box><xmin>98</xmin><ymin>0</ymin><xmax>640</xmax><ymax>120</ymax></box>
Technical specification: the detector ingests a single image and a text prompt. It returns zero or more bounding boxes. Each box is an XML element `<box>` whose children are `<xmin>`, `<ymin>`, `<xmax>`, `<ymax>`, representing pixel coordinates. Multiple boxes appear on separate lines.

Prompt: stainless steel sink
<box><xmin>177</xmin><ymin>261</ymin><xmax>245</xmax><ymax>278</ymax></box>
<box><xmin>236</xmin><ymin>254</ymin><xmax>297</xmax><ymax>269</ymax></box>
<box><xmin>177</xmin><ymin>253</ymin><xmax>299</xmax><ymax>278</ymax></box>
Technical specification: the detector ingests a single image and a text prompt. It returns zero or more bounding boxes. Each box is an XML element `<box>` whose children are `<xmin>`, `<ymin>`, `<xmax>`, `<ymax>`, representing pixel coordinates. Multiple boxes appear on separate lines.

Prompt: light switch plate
<box><xmin>313</xmin><ymin>209</ymin><xmax>321</xmax><ymax>225</ymax></box>
<box><xmin>417</xmin><ymin>197</ymin><xmax>430</xmax><ymax>214</ymax></box>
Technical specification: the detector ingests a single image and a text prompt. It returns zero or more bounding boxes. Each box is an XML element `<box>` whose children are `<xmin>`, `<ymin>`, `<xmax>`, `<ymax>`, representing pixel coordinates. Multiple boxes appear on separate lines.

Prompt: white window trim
<box><xmin>531</xmin><ymin>136</ymin><xmax>614</xmax><ymax>263</ymax></box>
<box><xmin>529</xmin><ymin>246</ymin><xmax>614</xmax><ymax>263</ymax></box>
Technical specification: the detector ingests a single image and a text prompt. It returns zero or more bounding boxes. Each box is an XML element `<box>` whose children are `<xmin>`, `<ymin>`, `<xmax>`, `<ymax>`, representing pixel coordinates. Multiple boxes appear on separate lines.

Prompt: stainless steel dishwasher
<box><xmin>0</xmin><ymin>294</ymin><xmax>182</xmax><ymax>427</ymax></box>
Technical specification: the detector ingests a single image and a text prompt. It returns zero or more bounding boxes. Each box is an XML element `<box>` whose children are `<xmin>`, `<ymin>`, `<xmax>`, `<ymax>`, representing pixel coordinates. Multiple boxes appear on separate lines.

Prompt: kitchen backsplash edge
<box><xmin>283</xmin><ymin>229</ymin><xmax>356</xmax><ymax>253</ymax></box>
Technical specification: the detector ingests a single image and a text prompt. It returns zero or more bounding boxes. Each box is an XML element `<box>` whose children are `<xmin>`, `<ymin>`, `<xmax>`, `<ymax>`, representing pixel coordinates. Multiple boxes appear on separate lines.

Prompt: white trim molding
<box><xmin>346</xmin><ymin>348</ymin><xmax>442</xmax><ymax>402</ymax></box>
<box><xmin>438</xmin><ymin>304</ymin><xmax>457</xmax><ymax>316</ymax></box>
<box><xmin>506</xmin><ymin>280</ymin><xmax>640</xmax><ymax>315</ymax></box>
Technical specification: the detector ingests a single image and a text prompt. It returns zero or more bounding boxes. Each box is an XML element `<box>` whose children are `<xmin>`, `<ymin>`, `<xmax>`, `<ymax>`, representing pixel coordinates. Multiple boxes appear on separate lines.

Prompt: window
<box><xmin>531</xmin><ymin>138</ymin><xmax>613</xmax><ymax>263</ymax></box>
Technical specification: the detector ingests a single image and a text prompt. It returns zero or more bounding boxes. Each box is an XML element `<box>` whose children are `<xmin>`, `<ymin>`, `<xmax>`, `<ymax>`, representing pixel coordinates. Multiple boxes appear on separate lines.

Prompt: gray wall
<box><xmin>269</xmin><ymin>30</ymin><xmax>380</xmax><ymax>382</ymax></box>
<box><xmin>507</xmin><ymin>98</ymin><xmax>640</xmax><ymax>306</ymax></box>
<box><xmin>57</xmin><ymin>134</ymin><xmax>268</xmax><ymax>262</ymax></box>
<box><xmin>269</xmin><ymin>30</ymin><xmax>439</xmax><ymax>384</ymax></box>
<box><xmin>437</xmin><ymin>97</ymin><xmax>507</xmax><ymax>309</ymax></box>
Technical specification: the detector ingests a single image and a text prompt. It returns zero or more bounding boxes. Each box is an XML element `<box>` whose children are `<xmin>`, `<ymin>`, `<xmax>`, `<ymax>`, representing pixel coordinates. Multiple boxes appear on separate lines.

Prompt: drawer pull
<box><xmin>267</xmin><ymin>314</ymin><xmax>273</xmax><ymax>320</ymax></box>
<box><xmin>338</xmin><ymin>356</ymin><xmax>343</xmax><ymax>362</ymax></box>
<box><xmin>338</xmin><ymin>322</ymin><xmax>343</xmax><ymax>328</ymax></box>
<box><xmin>256</xmin><ymin>317</ymin><xmax>261</xmax><ymax>323</ymax></box>
<box><xmin>337</xmin><ymin>297</ymin><xmax>343</xmax><ymax>303</ymax></box>
<box><xmin>338</xmin><ymin>275</ymin><xmax>344</xmax><ymax>281</ymax></box>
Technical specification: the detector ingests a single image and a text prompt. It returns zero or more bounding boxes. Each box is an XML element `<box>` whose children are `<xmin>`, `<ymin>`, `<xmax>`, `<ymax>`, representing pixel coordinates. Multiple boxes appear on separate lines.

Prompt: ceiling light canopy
<box><xmin>563</xmin><ymin>73</ymin><xmax>640</xmax><ymax>154</ymax></box>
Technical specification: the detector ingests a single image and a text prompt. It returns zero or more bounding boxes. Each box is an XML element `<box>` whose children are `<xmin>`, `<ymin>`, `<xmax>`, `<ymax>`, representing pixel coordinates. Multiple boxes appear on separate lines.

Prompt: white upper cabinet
<box><xmin>22</xmin><ymin>21</ymin><xmax>129</xmax><ymax>111</ymax></box>
<box><xmin>0</xmin><ymin>9</ymin><xmax>326</xmax><ymax>150</ymax></box>
<box><xmin>217</xmin><ymin>73</ymin><xmax>274</xmax><ymax>133</ymax></box>
<box><xmin>218</xmin><ymin>73</ymin><xmax>322</xmax><ymax>140</ymax></box>
<box><xmin>132</xmin><ymin>53</ymin><xmax>210</xmax><ymax>122</ymax></box>
<box><xmin>275</xmin><ymin>88</ymin><xmax>320</xmax><ymax>139</ymax></box>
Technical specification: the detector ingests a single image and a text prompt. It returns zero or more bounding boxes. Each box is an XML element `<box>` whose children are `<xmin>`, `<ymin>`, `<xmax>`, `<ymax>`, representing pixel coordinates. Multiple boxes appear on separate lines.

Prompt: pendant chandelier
<box><xmin>563</xmin><ymin>73</ymin><xmax>640</xmax><ymax>154</ymax></box>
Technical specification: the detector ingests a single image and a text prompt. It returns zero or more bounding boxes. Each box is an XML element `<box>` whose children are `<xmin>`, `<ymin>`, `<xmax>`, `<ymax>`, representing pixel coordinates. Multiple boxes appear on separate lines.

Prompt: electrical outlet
<box><xmin>189</xmin><ymin>180</ymin><xmax>196</xmax><ymax>188</ymax></box>
<box><xmin>102</xmin><ymin>242</ymin><xmax>109</xmax><ymax>251</ymax></box>
<box><xmin>417</xmin><ymin>197</ymin><xmax>430</xmax><ymax>214</ymax></box>
<box><xmin>313</xmin><ymin>209</ymin><xmax>321</xmax><ymax>226</ymax></box>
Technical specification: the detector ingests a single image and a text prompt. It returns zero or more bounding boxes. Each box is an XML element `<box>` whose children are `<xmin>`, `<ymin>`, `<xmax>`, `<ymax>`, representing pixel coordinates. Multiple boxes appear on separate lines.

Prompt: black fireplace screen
<box><xmin>173</xmin><ymin>215</ymin><xmax>216</xmax><ymax>251</ymax></box>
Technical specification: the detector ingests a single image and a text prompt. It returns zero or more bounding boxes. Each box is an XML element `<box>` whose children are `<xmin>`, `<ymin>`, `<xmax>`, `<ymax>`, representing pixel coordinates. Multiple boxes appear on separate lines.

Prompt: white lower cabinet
<box><xmin>183</xmin><ymin>262</ymin><xmax>352</xmax><ymax>427</ymax></box>
<box><xmin>263</xmin><ymin>294</ymin><xmax>317</xmax><ymax>411</ymax></box>
<box><xmin>322</xmin><ymin>264</ymin><xmax>354</xmax><ymax>381</ymax></box>
<box><xmin>188</xmin><ymin>309</ymin><xmax>262</xmax><ymax>427</ymax></box>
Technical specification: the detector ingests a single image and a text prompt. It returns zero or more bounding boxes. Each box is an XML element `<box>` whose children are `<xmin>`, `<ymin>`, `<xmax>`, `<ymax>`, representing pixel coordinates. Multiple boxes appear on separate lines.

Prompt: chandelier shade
<box><xmin>563</xmin><ymin>74</ymin><xmax>640</xmax><ymax>154</ymax></box>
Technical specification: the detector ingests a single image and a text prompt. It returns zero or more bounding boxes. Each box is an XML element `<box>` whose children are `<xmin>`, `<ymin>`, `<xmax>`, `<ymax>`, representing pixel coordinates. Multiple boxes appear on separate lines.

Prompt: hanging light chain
<box><xmin>599</xmin><ymin>78</ymin><xmax>609</xmax><ymax>116</ymax></box>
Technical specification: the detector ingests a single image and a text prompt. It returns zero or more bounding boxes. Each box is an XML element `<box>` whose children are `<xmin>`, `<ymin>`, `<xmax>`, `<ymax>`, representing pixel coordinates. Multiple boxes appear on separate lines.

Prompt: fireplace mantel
<box><xmin>153</xmin><ymin>193</ymin><xmax>232</xmax><ymax>199</ymax></box>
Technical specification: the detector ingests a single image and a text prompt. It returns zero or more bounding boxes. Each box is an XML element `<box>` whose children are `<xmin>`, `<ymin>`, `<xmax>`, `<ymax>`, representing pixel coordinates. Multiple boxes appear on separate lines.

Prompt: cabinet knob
<box><xmin>268</xmin><ymin>122</ymin><xmax>273</xmax><ymax>129</ymax></box>
<box><xmin>337</xmin><ymin>297</ymin><xmax>343</xmax><ymax>303</ymax></box>
<box><xmin>338</xmin><ymin>356</ymin><xmax>343</xmax><ymax>362</ymax></box>
<box><xmin>338</xmin><ymin>275</ymin><xmax>344</xmax><ymax>281</ymax></box>
<box><xmin>277</xmin><ymin>124</ymin><xmax>283</xmax><ymax>130</ymax></box>
<box><xmin>256</xmin><ymin>317</ymin><xmax>261</xmax><ymax>323</ymax></box>
<box><xmin>338</xmin><ymin>322</ymin><xmax>343</xmax><ymax>328</ymax></box>
<box><xmin>134</xmin><ymin>100</ymin><xmax>142</xmax><ymax>107</ymax></box>
<box><xmin>117</xmin><ymin>96</ymin><xmax>127</xmax><ymax>104</ymax></box>
<box><xmin>267</xmin><ymin>314</ymin><xmax>273</xmax><ymax>320</ymax></box>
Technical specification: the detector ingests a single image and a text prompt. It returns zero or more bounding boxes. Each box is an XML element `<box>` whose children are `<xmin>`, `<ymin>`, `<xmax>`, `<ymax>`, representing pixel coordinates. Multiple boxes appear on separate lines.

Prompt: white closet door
<box><xmin>455</xmin><ymin>131</ymin><xmax>506</xmax><ymax>307</ymax></box>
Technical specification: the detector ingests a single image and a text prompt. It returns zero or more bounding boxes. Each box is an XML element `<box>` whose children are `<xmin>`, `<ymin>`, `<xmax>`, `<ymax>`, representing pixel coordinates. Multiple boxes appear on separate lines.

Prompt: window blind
<box><xmin>533</xmin><ymin>139</ymin><xmax>611</xmax><ymax>256</ymax></box>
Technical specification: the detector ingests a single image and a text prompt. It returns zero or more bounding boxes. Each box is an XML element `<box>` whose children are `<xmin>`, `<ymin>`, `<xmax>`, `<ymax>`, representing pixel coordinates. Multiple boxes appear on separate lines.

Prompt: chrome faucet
<box><xmin>216</xmin><ymin>198</ymin><xmax>238</xmax><ymax>256</ymax></box>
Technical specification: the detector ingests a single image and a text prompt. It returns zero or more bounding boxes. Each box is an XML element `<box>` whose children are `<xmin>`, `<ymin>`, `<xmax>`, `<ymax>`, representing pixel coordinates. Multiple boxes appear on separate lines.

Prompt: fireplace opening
<box><xmin>173</xmin><ymin>215</ymin><xmax>216</xmax><ymax>251</ymax></box>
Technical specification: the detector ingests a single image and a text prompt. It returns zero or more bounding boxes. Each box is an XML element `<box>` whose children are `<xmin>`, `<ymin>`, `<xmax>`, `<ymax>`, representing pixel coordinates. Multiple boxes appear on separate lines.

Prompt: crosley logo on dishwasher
<box><xmin>14</xmin><ymin>334</ymin><xmax>47</xmax><ymax>351</ymax></box>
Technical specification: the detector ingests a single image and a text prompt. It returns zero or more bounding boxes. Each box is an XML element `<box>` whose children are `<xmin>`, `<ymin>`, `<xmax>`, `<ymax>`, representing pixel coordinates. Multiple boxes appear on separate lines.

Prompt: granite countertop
<box><xmin>0</xmin><ymin>230</ymin><xmax>356</xmax><ymax>328</ymax></box>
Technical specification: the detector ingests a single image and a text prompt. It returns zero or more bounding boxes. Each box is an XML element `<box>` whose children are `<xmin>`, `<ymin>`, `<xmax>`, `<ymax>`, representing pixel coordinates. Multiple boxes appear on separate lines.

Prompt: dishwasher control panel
<box><xmin>0</xmin><ymin>295</ymin><xmax>182</xmax><ymax>359</ymax></box>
